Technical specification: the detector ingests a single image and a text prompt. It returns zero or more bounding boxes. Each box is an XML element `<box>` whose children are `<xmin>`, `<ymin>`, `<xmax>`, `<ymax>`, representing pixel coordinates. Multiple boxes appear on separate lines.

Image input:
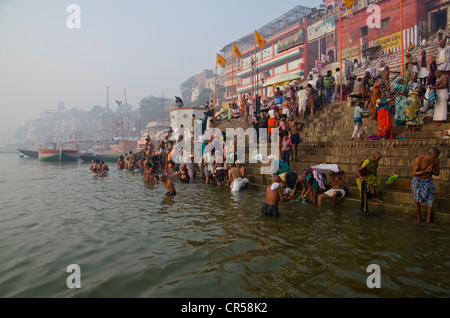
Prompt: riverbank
<box><xmin>214</xmin><ymin>101</ymin><xmax>450</xmax><ymax>224</ymax></box>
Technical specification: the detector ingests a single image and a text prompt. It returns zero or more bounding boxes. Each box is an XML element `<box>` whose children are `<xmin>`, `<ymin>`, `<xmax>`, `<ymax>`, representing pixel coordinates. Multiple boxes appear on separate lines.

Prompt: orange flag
<box><xmin>255</xmin><ymin>30</ymin><xmax>267</xmax><ymax>50</ymax></box>
<box><xmin>216</xmin><ymin>53</ymin><xmax>227</xmax><ymax>68</ymax></box>
<box><xmin>232</xmin><ymin>43</ymin><xmax>242</xmax><ymax>59</ymax></box>
<box><xmin>343</xmin><ymin>0</ymin><xmax>355</xmax><ymax>8</ymax></box>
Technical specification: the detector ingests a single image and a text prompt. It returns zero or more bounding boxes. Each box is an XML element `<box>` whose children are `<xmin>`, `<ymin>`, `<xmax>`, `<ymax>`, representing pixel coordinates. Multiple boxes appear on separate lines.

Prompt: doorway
<box><xmin>433</xmin><ymin>10</ymin><xmax>447</xmax><ymax>32</ymax></box>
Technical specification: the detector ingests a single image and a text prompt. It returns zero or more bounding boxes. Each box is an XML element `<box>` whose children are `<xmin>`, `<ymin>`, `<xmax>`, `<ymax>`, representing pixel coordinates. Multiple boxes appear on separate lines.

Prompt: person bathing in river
<box><xmin>159</xmin><ymin>174</ymin><xmax>176</xmax><ymax>196</ymax></box>
<box><xmin>318</xmin><ymin>168</ymin><xmax>345</xmax><ymax>207</ymax></box>
<box><xmin>89</xmin><ymin>160</ymin><xmax>96</xmax><ymax>172</ymax></box>
<box><xmin>412</xmin><ymin>147</ymin><xmax>440</xmax><ymax>223</ymax></box>
<box><xmin>262</xmin><ymin>175</ymin><xmax>292</xmax><ymax>217</ymax></box>
<box><xmin>229</xmin><ymin>161</ymin><xmax>248</xmax><ymax>192</ymax></box>
<box><xmin>95</xmin><ymin>161</ymin><xmax>109</xmax><ymax>177</ymax></box>
<box><xmin>117</xmin><ymin>155</ymin><xmax>125</xmax><ymax>170</ymax></box>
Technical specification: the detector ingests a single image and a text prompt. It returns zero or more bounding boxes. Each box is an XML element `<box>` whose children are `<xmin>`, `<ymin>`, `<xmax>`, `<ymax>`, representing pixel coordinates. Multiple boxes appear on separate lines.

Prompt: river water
<box><xmin>0</xmin><ymin>153</ymin><xmax>449</xmax><ymax>298</ymax></box>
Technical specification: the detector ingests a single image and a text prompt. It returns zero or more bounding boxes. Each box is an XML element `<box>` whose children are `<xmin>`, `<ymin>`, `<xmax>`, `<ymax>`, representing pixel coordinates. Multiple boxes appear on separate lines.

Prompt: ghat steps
<box><xmin>352</xmin><ymin>43</ymin><xmax>440</xmax><ymax>80</ymax></box>
<box><xmin>214</xmin><ymin>99</ymin><xmax>450</xmax><ymax>223</ymax></box>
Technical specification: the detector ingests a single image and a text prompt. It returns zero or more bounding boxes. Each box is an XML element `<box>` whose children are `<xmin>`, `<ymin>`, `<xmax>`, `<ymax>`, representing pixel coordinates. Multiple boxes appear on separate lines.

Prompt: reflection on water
<box><xmin>0</xmin><ymin>153</ymin><xmax>449</xmax><ymax>298</ymax></box>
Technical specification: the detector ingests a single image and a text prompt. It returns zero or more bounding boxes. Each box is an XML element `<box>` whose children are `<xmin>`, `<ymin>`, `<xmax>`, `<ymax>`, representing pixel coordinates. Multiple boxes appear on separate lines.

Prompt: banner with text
<box><xmin>307</xmin><ymin>16</ymin><xmax>336</xmax><ymax>42</ymax></box>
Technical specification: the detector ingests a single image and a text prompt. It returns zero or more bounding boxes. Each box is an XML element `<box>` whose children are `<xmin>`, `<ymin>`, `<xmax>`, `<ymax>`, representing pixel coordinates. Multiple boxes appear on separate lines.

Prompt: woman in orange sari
<box><xmin>376</xmin><ymin>93</ymin><xmax>396</xmax><ymax>139</ymax></box>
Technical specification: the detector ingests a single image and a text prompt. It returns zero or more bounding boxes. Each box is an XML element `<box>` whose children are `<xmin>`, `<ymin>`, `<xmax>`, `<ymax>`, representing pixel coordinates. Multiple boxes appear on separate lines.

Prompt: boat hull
<box><xmin>80</xmin><ymin>154</ymin><xmax>99</xmax><ymax>162</ymax></box>
<box><xmin>18</xmin><ymin>149</ymin><xmax>39</xmax><ymax>158</ymax></box>
<box><xmin>96</xmin><ymin>153</ymin><xmax>120</xmax><ymax>162</ymax></box>
<box><xmin>38</xmin><ymin>150</ymin><xmax>79</xmax><ymax>161</ymax></box>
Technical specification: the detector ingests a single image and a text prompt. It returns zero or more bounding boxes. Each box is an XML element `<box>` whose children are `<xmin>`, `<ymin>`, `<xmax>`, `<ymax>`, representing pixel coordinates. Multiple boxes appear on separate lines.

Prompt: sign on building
<box><xmin>307</xmin><ymin>16</ymin><xmax>336</xmax><ymax>42</ymax></box>
<box><xmin>277</xmin><ymin>30</ymin><xmax>306</xmax><ymax>53</ymax></box>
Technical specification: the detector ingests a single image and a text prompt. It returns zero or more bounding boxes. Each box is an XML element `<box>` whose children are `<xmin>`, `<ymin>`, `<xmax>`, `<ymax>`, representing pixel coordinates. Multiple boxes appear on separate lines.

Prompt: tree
<box><xmin>179</xmin><ymin>76</ymin><xmax>196</xmax><ymax>107</ymax></box>
<box><xmin>90</xmin><ymin>105</ymin><xmax>105</xmax><ymax>117</ymax></box>
<box><xmin>138</xmin><ymin>96</ymin><xmax>167</xmax><ymax>126</ymax></box>
<box><xmin>192</xmin><ymin>88</ymin><xmax>213</xmax><ymax>107</ymax></box>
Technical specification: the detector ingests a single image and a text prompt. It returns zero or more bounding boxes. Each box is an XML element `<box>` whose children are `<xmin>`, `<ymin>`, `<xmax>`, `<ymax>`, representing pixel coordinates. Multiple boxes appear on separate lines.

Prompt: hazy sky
<box><xmin>0</xmin><ymin>0</ymin><xmax>323</xmax><ymax>147</ymax></box>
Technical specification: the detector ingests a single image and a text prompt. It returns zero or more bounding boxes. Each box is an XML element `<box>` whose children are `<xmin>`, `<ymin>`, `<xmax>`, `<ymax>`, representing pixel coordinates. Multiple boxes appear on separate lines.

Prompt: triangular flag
<box><xmin>343</xmin><ymin>0</ymin><xmax>355</xmax><ymax>8</ymax></box>
<box><xmin>216</xmin><ymin>53</ymin><xmax>227</xmax><ymax>68</ymax></box>
<box><xmin>255</xmin><ymin>30</ymin><xmax>267</xmax><ymax>50</ymax></box>
<box><xmin>232</xmin><ymin>43</ymin><xmax>242</xmax><ymax>59</ymax></box>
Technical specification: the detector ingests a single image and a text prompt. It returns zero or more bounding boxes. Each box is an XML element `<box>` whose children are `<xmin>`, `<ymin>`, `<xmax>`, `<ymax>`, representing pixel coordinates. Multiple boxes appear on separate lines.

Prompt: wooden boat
<box><xmin>18</xmin><ymin>148</ymin><xmax>39</xmax><ymax>158</ymax></box>
<box><xmin>38</xmin><ymin>143</ymin><xmax>79</xmax><ymax>161</ymax></box>
<box><xmin>96</xmin><ymin>152</ymin><xmax>121</xmax><ymax>162</ymax></box>
<box><xmin>79</xmin><ymin>153</ymin><xmax>99</xmax><ymax>162</ymax></box>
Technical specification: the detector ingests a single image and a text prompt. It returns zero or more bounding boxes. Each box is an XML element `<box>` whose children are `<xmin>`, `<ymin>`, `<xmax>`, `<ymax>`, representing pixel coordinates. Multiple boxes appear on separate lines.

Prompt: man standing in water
<box><xmin>227</xmin><ymin>162</ymin><xmax>247</xmax><ymax>192</ymax></box>
<box><xmin>412</xmin><ymin>147</ymin><xmax>440</xmax><ymax>223</ymax></box>
<box><xmin>159</xmin><ymin>174</ymin><xmax>176</xmax><ymax>196</ymax></box>
<box><xmin>227</xmin><ymin>163</ymin><xmax>241</xmax><ymax>187</ymax></box>
<box><xmin>262</xmin><ymin>175</ymin><xmax>291</xmax><ymax>217</ymax></box>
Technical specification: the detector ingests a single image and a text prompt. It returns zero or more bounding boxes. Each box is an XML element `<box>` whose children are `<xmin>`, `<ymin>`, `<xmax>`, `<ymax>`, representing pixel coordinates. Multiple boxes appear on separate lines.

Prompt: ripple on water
<box><xmin>0</xmin><ymin>153</ymin><xmax>450</xmax><ymax>297</ymax></box>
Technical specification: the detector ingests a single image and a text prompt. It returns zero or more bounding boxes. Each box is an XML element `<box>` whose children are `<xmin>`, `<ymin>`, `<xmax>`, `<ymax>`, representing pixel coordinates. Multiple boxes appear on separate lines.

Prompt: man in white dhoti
<box><xmin>436</xmin><ymin>40</ymin><xmax>450</xmax><ymax>75</ymax></box>
<box><xmin>428</xmin><ymin>70</ymin><xmax>449</xmax><ymax>124</ymax></box>
<box><xmin>227</xmin><ymin>162</ymin><xmax>248</xmax><ymax>192</ymax></box>
<box><xmin>297</xmin><ymin>86</ymin><xmax>308</xmax><ymax>120</ymax></box>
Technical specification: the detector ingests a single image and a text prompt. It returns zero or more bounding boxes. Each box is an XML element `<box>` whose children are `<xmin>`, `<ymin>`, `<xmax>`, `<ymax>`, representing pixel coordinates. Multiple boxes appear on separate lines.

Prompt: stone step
<box><xmin>292</xmin><ymin>154</ymin><xmax>450</xmax><ymax>167</ymax></box>
<box><xmin>253</xmin><ymin>161</ymin><xmax>449</xmax><ymax>181</ymax></box>
<box><xmin>342</xmin><ymin>185</ymin><xmax>449</xmax><ymax>210</ymax></box>
<box><xmin>297</xmin><ymin>146</ymin><xmax>450</xmax><ymax>158</ymax></box>
<box><xmin>247</xmin><ymin>173</ymin><xmax>450</xmax><ymax>223</ymax></box>
<box><xmin>330</xmin><ymin>197</ymin><xmax>450</xmax><ymax>224</ymax></box>
<box><xmin>244</xmin><ymin>163</ymin><xmax>450</xmax><ymax>195</ymax></box>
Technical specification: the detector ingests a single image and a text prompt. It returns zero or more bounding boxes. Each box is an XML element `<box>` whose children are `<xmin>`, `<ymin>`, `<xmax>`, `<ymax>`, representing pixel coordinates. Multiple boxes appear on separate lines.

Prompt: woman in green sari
<box><xmin>356</xmin><ymin>153</ymin><xmax>383</xmax><ymax>204</ymax></box>
<box><xmin>393</xmin><ymin>78</ymin><xmax>408</xmax><ymax>125</ymax></box>
<box><xmin>405</xmin><ymin>87</ymin><xmax>425</xmax><ymax>133</ymax></box>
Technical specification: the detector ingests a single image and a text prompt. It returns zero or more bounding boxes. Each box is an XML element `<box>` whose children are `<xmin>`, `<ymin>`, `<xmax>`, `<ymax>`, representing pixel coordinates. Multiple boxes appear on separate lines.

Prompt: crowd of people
<box><xmin>231</xmin><ymin>37</ymin><xmax>449</xmax><ymax>145</ymax></box>
<box><xmin>89</xmin><ymin>37</ymin><xmax>448</xmax><ymax>223</ymax></box>
<box><xmin>89</xmin><ymin>160</ymin><xmax>109</xmax><ymax>177</ymax></box>
<box><xmin>262</xmin><ymin>146</ymin><xmax>441</xmax><ymax>223</ymax></box>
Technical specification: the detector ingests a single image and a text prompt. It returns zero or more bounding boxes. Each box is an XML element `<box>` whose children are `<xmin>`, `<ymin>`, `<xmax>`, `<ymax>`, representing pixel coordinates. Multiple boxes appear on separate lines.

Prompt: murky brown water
<box><xmin>0</xmin><ymin>153</ymin><xmax>449</xmax><ymax>297</ymax></box>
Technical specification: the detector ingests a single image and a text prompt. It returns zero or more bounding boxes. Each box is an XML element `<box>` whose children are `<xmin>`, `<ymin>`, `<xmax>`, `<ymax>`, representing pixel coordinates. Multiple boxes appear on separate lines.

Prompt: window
<box><xmin>262</xmin><ymin>45</ymin><xmax>273</xmax><ymax>60</ymax></box>
<box><xmin>288</xmin><ymin>59</ymin><xmax>302</xmax><ymax>70</ymax></box>
<box><xmin>382</xmin><ymin>18</ymin><xmax>389</xmax><ymax>30</ymax></box>
<box><xmin>274</xmin><ymin>64</ymin><xmax>286</xmax><ymax>75</ymax></box>
<box><xmin>241</xmin><ymin>77</ymin><xmax>251</xmax><ymax>86</ymax></box>
<box><xmin>361</xmin><ymin>26</ymin><xmax>368</xmax><ymax>37</ymax></box>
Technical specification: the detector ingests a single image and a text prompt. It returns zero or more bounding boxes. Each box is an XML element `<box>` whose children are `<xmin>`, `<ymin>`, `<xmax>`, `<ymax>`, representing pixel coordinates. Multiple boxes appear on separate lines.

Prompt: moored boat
<box><xmin>38</xmin><ymin>143</ymin><xmax>79</xmax><ymax>161</ymax></box>
<box><xmin>18</xmin><ymin>149</ymin><xmax>39</xmax><ymax>158</ymax></box>
<box><xmin>96</xmin><ymin>152</ymin><xmax>121</xmax><ymax>162</ymax></box>
<box><xmin>79</xmin><ymin>153</ymin><xmax>99</xmax><ymax>162</ymax></box>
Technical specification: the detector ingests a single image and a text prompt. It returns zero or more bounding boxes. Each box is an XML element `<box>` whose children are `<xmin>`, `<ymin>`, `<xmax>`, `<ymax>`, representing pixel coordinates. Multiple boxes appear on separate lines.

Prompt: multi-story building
<box><xmin>233</xmin><ymin>5</ymin><xmax>314</xmax><ymax>104</ymax></box>
<box><xmin>191</xmin><ymin>69</ymin><xmax>215</xmax><ymax>103</ymax></box>
<box><xmin>212</xmin><ymin>0</ymin><xmax>448</xmax><ymax>108</ymax></box>
<box><xmin>326</xmin><ymin>0</ymin><xmax>448</xmax><ymax>65</ymax></box>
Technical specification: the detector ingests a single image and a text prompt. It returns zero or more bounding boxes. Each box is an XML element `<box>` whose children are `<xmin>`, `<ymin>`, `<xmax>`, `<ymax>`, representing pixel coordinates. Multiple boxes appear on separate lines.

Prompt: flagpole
<box><xmin>339</xmin><ymin>2</ymin><xmax>343</xmax><ymax>102</ymax></box>
<box><xmin>254</xmin><ymin>41</ymin><xmax>257</xmax><ymax>100</ymax></box>
<box><xmin>214</xmin><ymin>63</ymin><xmax>217</xmax><ymax>119</ymax></box>
<box><xmin>231</xmin><ymin>55</ymin><xmax>234</xmax><ymax>107</ymax></box>
<box><xmin>400</xmin><ymin>0</ymin><xmax>405</xmax><ymax>78</ymax></box>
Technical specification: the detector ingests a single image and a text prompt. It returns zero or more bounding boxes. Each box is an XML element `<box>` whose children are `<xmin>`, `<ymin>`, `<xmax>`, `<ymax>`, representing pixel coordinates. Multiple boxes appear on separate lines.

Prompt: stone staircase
<box><xmin>213</xmin><ymin>99</ymin><xmax>450</xmax><ymax>223</ymax></box>
<box><xmin>352</xmin><ymin>43</ymin><xmax>440</xmax><ymax>79</ymax></box>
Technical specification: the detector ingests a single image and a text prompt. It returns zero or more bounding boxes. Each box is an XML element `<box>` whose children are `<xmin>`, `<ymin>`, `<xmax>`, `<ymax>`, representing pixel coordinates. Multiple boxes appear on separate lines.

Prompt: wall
<box><xmin>339</xmin><ymin>0</ymin><xmax>420</xmax><ymax>57</ymax></box>
<box><xmin>170</xmin><ymin>107</ymin><xmax>208</xmax><ymax>134</ymax></box>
